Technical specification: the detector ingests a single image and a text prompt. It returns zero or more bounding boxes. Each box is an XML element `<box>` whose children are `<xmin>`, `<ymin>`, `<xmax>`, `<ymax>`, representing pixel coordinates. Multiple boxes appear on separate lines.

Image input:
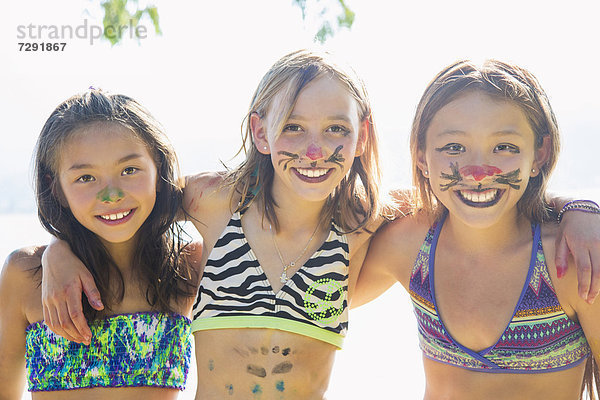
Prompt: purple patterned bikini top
<box><xmin>409</xmin><ymin>215</ymin><xmax>590</xmax><ymax>372</ymax></box>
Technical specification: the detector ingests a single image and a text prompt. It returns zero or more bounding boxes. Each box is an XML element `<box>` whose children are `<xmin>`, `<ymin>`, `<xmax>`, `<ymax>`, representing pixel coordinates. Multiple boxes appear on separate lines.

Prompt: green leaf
<box><xmin>315</xmin><ymin>21</ymin><xmax>333</xmax><ymax>43</ymax></box>
<box><xmin>100</xmin><ymin>0</ymin><xmax>162</xmax><ymax>45</ymax></box>
<box><xmin>146</xmin><ymin>6</ymin><xmax>161</xmax><ymax>34</ymax></box>
<box><xmin>291</xmin><ymin>0</ymin><xmax>355</xmax><ymax>43</ymax></box>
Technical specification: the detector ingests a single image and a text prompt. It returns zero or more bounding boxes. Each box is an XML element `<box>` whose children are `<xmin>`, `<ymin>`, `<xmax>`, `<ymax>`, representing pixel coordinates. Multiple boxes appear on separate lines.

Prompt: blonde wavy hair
<box><xmin>225</xmin><ymin>49</ymin><xmax>383</xmax><ymax>233</ymax></box>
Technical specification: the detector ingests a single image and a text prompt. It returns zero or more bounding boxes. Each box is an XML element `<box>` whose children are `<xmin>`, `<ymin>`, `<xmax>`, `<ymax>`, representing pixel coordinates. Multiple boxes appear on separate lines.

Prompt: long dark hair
<box><xmin>34</xmin><ymin>89</ymin><xmax>195</xmax><ymax>320</ymax></box>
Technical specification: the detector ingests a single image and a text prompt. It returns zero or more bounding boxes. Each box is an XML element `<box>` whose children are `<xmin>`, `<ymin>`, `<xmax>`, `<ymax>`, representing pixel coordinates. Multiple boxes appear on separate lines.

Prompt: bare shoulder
<box><xmin>377</xmin><ymin>211</ymin><xmax>431</xmax><ymax>248</ymax></box>
<box><xmin>541</xmin><ymin>222</ymin><xmax>580</xmax><ymax>311</ymax></box>
<box><xmin>183</xmin><ymin>171</ymin><xmax>232</xmax><ymax>213</ymax></box>
<box><xmin>1</xmin><ymin>246</ymin><xmax>45</xmax><ymax>299</ymax></box>
<box><xmin>183</xmin><ymin>171</ymin><xmax>237</xmax><ymax>238</ymax></box>
<box><xmin>370</xmin><ymin>212</ymin><xmax>431</xmax><ymax>283</ymax></box>
<box><xmin>2</xmin><ymin>246</ymin><xmax>45</xmax><ymax>274</ymax></box>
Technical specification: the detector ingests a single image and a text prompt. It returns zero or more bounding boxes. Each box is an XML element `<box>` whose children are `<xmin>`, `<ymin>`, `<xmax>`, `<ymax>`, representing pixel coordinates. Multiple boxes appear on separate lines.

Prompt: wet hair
<box><xmin>225</xmin><ymin>49</ymin><xmax>384</xmax><ymax>233</ymax></box>
<box><xmin>410</xmin><ymin>59</ymin><xmax>560</xmax><ymax>223</ymax></box>
<box><xmin>34</xmin><ymin>89</ymin><xmax>195</xmax><ymax>320</ymax></box>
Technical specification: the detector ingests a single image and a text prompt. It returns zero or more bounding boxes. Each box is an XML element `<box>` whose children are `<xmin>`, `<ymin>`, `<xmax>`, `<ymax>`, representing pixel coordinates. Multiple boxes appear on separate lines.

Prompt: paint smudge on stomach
<box><xmin>276</xmin><ymin>380</ymin><xmax>285</xmax><ymax>392</ymax></box>
<box><xmin>272</xmin><ymin>361</ymin><xmax>293</xmax><ymax>374</ymax></box>
<box><xmin>247</xmin><ymin>364</ymin><xmax>267</xmax><ymax>378</ymax></box>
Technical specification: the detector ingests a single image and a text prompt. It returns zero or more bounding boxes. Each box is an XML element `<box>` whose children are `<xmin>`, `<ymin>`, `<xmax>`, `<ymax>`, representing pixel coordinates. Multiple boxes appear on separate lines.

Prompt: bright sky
<box><xmin>2</xmin><ymin>0</ymin><xmax>600</xmax><ymax>213</ymax></box>
<box><xmin>2</xmin><ymin>1</ymin><xmax>600</xmax><ymax>398</ymax></box>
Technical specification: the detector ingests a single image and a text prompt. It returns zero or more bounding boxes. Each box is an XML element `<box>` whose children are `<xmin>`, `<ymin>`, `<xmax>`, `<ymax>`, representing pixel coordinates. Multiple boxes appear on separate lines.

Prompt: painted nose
<box><xmin>97</xmin><ymin>186</ymin><xmax>124</xmax><ymax>203</ymax></box>
<box><xmin>305</xmin><ymin>143</ymin><xmax>323</xmax><ymax>161</ymax></box>
<box><xmin>459</xmin><ymin>164</ymin><xmax>502</xmax><ymax>181</ymax></box>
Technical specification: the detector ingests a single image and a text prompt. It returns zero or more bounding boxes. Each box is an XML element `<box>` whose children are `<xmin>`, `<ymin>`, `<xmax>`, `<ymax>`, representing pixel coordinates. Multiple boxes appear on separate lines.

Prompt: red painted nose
<box><xmin>459</xmin><ymin>164</ymin><xmax>502</xmax><ymax>181</ymax></box>
<box><xmin>306</xmin><ymin>144</ymin><xmax>323</xmax><ymax>160</ymax></box>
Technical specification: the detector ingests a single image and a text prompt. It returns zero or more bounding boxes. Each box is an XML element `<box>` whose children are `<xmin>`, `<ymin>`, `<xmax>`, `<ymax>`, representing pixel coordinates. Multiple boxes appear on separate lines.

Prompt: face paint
<box><xmin>439</xmin><ymin>162</ymin><xmax>462</xmax><ymax>191</ymax></box>
<box><xmin>276</xmin><ymin>381</ymin><xmax>285</xmax><ymax>392</ymax></box>
<box><xmin>208</xmin><ymin>359</ymin><xmax>214</xmax><ymax>371</ymax></box>
<box><xmin>493</xmin><ymin>168</ymin><xmax>522</xmax><ymax>189</ymax></box>
<box><xmin>96</xmin><ymin>186</ymin><xmax>124</xmax><ymax>202</ymax></box>
<box><xmin>305</xmin><ymin>143</ymin><xmax>323</xmax><ymax>160</ymax></box>
<box><xmin>260</xmin><ymin>346</ymin><xmax>269</xmax><ymax>355</ymax></box>
<box><xmin>281</xmin><ymin>347</ymin><xmax>291</xmax><ymax>356</ymax></box>
<box><xmin>252</xmin><ymin>384</ymin><xmax>263</xmax><ymax>396</ymax></box>
<box><xmin>233</xmin><ymin>347</ymin><xmax>250</xmax><ymax>358</ymax></box>
<box><xmin>459</xmin><ymin>165</ymin><xmax>503</xmax><ymax>181</ymax></box>
<box><xmin>272</xmin><ymin>346</ymin><xmax>280</xmax><ymax>354</ymax></box>
<box><xmin>325</xmin><ymin>145</ymin><xmax>345</xmax><ymax>168</ymax></box>
<box><xmin>310</xmin><ymin>161</ymin><xmax>317</xmax><ymax>168</ymax></box>
<box><xmin>277</xmin><ymin>151</ymin><xmax>300</xmax><ymax>170</ymax></box>
<box><xmin>247</xmin><ymin>364</ymin><xmax>267</xmax><ymax>378</ymax></box>
<box><xmin>272</xmin><ymin>361</ymin><xmax>293</xmax><ymax>374</ymax></box>
<box><xmin>439</xmin><ymin>163</ymin><xmax>522</xmax><ymax>191</ymax></box>
<box><xmin>225</xmin><ymin>384</ymin><xmax>234</xmax><ymax>395</ymax></box>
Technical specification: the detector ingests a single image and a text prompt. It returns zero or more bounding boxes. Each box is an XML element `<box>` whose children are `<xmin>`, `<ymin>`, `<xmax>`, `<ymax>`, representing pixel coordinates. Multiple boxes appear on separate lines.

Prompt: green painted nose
<box><xmin>96</xmin><ymin>186</ymin><xmax>124</xmax><ymax>202</ymax></box>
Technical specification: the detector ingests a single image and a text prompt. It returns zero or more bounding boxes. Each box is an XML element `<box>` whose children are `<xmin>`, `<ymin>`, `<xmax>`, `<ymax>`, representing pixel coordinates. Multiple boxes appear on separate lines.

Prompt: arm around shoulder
<box><xmin>545</xmin><ymin>223</ymin><xmax>600</xmax><ymax>366</ymax></box>
<box><xmin>352</xmin><ymin>214</ymin><xmax>428</xmax><ymax>308</ymax></box>
<box><xmin>0</xmin><ymin>247</ymin><xmax>43</xmax><ymax>399</ymax></box>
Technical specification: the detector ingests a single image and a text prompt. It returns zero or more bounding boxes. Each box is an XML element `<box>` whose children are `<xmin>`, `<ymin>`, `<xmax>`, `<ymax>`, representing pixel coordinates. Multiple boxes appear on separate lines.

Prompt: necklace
<box><xmin>270</xmin><ymin>222</ymin><xmax>320</xmax><ymax>283</ymax></box>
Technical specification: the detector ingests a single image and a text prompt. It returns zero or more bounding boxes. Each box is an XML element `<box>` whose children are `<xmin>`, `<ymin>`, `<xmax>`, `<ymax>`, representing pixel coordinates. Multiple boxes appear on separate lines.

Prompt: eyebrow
<box><xmin>67</xmin><ymin>153</ymin><xmax>144</xmax><ymax>171</ymax></box>
<box><xmin>436</xmin><ymin>129</ymin><xmax>524</xmax><ymax>137</ymax></box>
<box><xmin>288</xmin><ymin>114</ymin><xmax>353</xmax><ymax>123</ymax></box>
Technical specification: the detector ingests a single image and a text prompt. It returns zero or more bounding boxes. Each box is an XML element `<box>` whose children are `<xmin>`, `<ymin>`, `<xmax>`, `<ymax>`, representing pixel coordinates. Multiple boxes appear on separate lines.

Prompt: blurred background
<box><xmin>3</xmin><ymin>1</ymin><xmax>599</xmax><ymax>398</ymax></box>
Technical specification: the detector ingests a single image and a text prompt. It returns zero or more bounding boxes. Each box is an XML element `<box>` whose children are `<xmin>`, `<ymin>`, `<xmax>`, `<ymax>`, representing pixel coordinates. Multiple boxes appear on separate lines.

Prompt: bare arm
<box><xmin>558</xmin><ymin>252</ymin><xmax>600</xmax><ymax>369</ymax></box>
<box><xmin>0</xmin><ymin>250</ymin><xmax>36</xmax><ymax>399</ymax></box>
<box><xmin>38</xmin><ymin>172</ymin><xmax>225</xmax><ymax>344</ymax></box>
<box><xmin>352</xmin><ymin>215</ymin><xmax>425</xmax><ymax>309</ymax></box>
<box><xmin>548</xmin><ymin>195</ymin><xmax>600</xmax><ymax>303</ymax></box>
<box><xmin>41</xmin><ymin>237</ymin><xmax>103</xmax><ymax>344</ymax></box>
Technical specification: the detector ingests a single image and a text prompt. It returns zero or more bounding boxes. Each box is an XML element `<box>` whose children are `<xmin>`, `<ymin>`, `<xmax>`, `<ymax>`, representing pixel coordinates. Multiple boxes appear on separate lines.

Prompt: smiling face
<box><xmin>57</xmin><ymin>122</ymin><xmax>158</xmax><ymax>247</ymax></box>
<box><xmin>254</xmin><ymin>76</ymin><xmax>366</xmax><ymax>204</ymax></box>
<box><xmin>418</xmin><ymin>91</ymin><xmax>549</xmax><ymax>228</ymax></box>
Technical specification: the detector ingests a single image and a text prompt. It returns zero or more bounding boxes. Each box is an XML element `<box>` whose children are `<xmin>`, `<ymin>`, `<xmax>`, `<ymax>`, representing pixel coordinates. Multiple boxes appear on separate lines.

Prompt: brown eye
<box><xmin>122</xmin><ymin>167</ymin><xmax>138</xmax><ymax>175</ymax></box>
<box><xmin>76</xmin><ymin>174</ymin><xmax>95</xmax><ymax>183</ymax></box>
<box><xmin>282</xmin><ymin>124</ymin><xmax>303</xmax><ymax>134</ymax></box>
<box><xmin>436</xmin><ymin>143</ymin><xmax>465</xmax><ymax>154</ymax></box>
<box><xmin>494</xmin><ymin>143</ymin><xmax>520</xmax><ymax>153</ymax></box>
<box><xmin>326</xmin><ymin>125</ymin><xmax>350</xmax><ymax>135</ymax></box>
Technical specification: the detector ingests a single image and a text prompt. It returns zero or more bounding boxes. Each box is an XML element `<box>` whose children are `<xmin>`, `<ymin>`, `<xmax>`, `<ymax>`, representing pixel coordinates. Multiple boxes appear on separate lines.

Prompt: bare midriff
<box><xmin>194</xmin><ymin>328</ymin><xmax>337</xmax><ymax>400</ymax></box>
<box><xmin>422</xmin><ymin>356</ymin><xmax>587</xmax><ymax>400</ymax></box>
<box><xmin>32</xmin><ymin>387</ymin><xmax>180</xmax><ymax>400</ymax></box>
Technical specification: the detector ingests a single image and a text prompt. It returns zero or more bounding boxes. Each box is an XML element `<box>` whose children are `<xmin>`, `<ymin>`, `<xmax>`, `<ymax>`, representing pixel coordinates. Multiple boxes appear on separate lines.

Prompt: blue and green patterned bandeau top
<box><xmin>26</xmin><ymin>312</ymin><xmax>191</xmax><ymax>392</ymax></box>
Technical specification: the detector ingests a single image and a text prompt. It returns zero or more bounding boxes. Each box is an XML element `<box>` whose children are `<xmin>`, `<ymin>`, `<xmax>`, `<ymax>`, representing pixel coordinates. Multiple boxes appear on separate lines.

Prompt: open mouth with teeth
<box><xmin>96</xmin><ymin>208</ymin><xmax>135</xmax><ymax>224</ymax></box>
<box><xmin>292</xmin><ymin>167</ymin><xmax>333</xmax><ymax>183</ymax></box>
<box><xmin>456</xmin><ymin>189</ymin><xmax>504</xmax><ymax>208</ymax></box>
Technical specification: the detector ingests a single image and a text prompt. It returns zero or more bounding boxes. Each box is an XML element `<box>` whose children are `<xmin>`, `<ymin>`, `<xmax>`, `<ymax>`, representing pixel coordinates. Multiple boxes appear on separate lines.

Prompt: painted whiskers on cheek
<box><xmin>277</xmin><ymin>151</ymin><xmax>300</xmax><ymax>171</ymax></box>
<box><xmin>493</xmin><ymin>169</ymin><xmax>522</xmax><ymax>190</ymax></box>
<box><xmin>438</xmin><ymin>163</ymin><xmax>523</xmax><ymax>191</ymax></box>
<box><xmin>439</xmin><ymin>162</ymin><xmax>462</xmax><ymax>191</ymax></box>
<box><xmin>325</xmin><ymin>145</ymin><xmax>345</xmax><ymax>168</ymax></box>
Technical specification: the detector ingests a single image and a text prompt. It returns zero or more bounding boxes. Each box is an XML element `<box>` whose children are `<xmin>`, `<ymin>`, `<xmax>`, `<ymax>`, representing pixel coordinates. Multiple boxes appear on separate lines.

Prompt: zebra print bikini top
<box><xmin>191</xmin><ymin>211</ymin><xmax>349</xmax><ymax>348</ymax></box>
